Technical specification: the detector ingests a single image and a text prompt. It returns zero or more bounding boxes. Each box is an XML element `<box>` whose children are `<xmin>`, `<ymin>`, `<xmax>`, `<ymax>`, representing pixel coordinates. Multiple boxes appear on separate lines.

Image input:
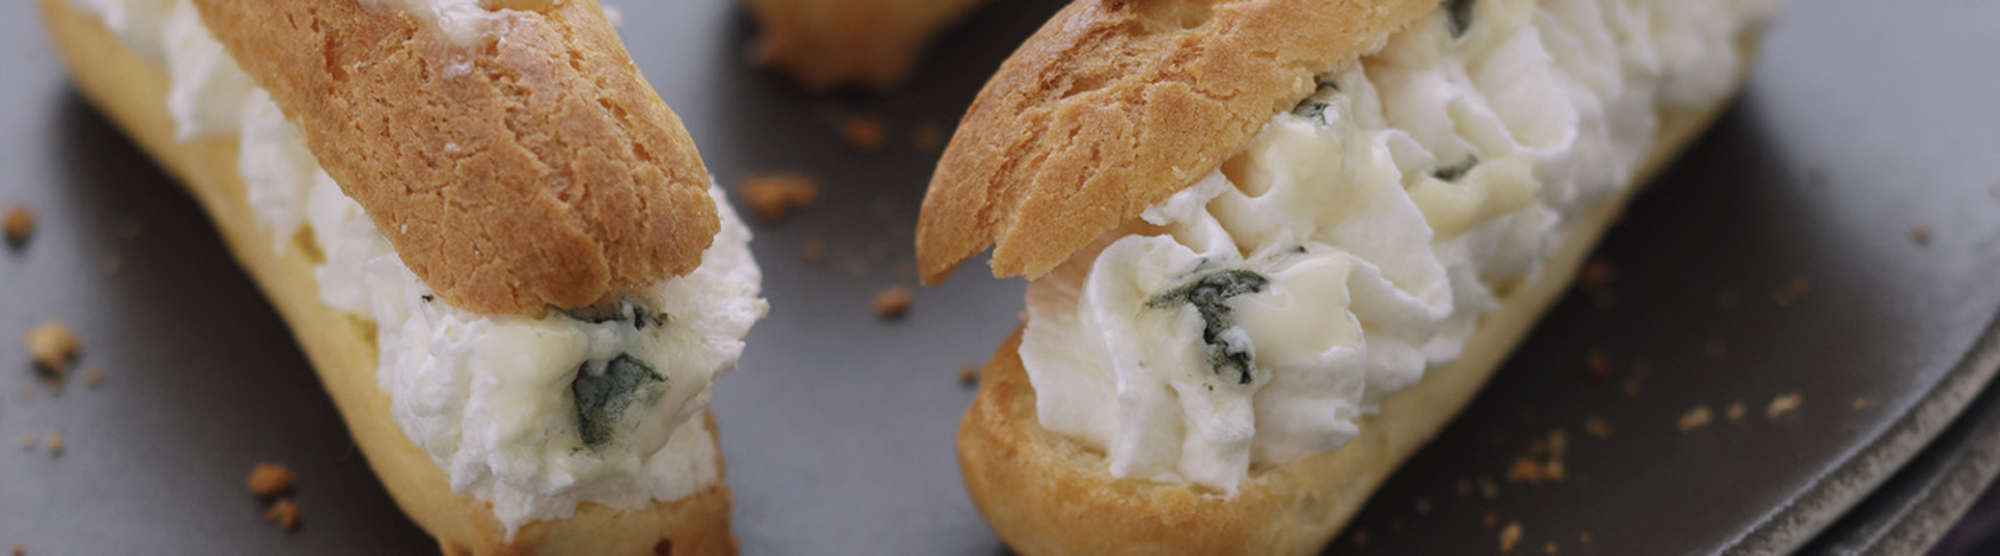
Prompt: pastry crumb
<box><xmin>800</xmin><ymin>240</ymin><xmax>827</xmax><ymax>263</ymax></box>
<box><xmin>1545</xmin><ymin>541</ymin><xmax>1559</xmax><ymax>554</ymax></box>
<box><xmin>25</xmin><ymin>321</ymin><xmax>81</xmax><ymax>374</ymax></box>
<box><xmin>840</xmin><ymin>116</ymin><xmax>888</xmax><ymax>152</ymax></box>
<box><xmin>1679</xmin><ymin>405</ymin><xmax>1713</xmax><ymax>432</ymax></box>
<box><xmin>4</xmin><ymin>203</ymin><xmax>35</xmax><ymax>246</ymax></box>
<box><xmin>263</xmin><ymin>498</ymin><xmax>302</xmax><ymax>530</ymax></box>
<box><xmin>1716</xmin><ymin>288</ymin><xmax>1741</xmax><ymax>310</ymax></box>
<box><xmin>1351</xmin><ymin>529</ymin><xmax>1369</xmax><ymax>546</ymax></box>
<box><xmin>8</xmin><ymin>543</ymin><xmax>20</xmax><ymax>556</ymax></box>
<box><xmin>1773</xmin><ymin>275</ymin><xmax>1814</xmax><ymax>306</ymax></box>
<box><xmin>18</xmin><ymin>433</ymin><xmax>34</xmax><ymax>450</ymax></box>
<box><xmin>1726</xmin><ymin>401</ymin><xmax>1747</xmax><ymax>422</ymax></box>
<box><xmin>1477</xmin><ymin>476</ymin><xmax>1500</xmax><ymax>499</ymax></box>
<box><xmin>1506</xmin><ymin>430</ymin><xmax>1569</xmax><ymax>486</ymax></box>
<box><xmin>1499</xmin><ymin>522</ymin><xmax>1523</xmax><ymax>553</ymax></box>
<box><xmin>1483</xmin><ymin>512</ymin><xmax>1499</xmax><ymax>529</ymax></box>
<box><xmin>1578</xmin><ymin>259</ymin><xmax>1615</xmax><ymax>288</ymax></box>
<box><xmin>957</xmin><ymin>364</ymin><xmax>979</xmax><ymax>385</ymax></box>
<box><xmin>1909</xmin><ymin>225</ymin><xmax>1931</xmax><ymax>245</ymax></box>
<box><xmin>1584</xmin><ymin>416</ymin><xmax>1612</xmax><ymax>439</ymax></box>
<box><xmin>872</xmin><ymin>287</ymin><xmax>912</xmax><ymax>319</ymax></box>
<box><xmin>84</xmin><ymin>368</ymin><xmax>103</xmax><ymax>387</ymax></box>
<box><xmin>1854</xmin><ymin>397</ymin><xmax>1868</xmax><ymax>409</ymax></box>
<box><xmin>738</xmin><ymin>173</ymin><xmax>821</xmax><ymax>221</ymax></box>
<box><xmin>1579</xmin><ymin>532</ymin><xmax>1592</xmax><ymax>544</ymax></box>
<box><xmin>912</xmin><ymin>123</ymin><xmax>945</xmax><ymax>152</ymax></box>
<box><xmin>1768</xmin><ymin>392</ymin><xmax>1803</xmax><ymax>419</ymax></box>
<box><xmin>249</xmin><ymin>463</ymin><xmax>297</xmax><ymax>496</ymax></box>
<box><xmin>1584</xmin><ymin>351</ymin><xmax>1610</xmax><ymax>376</ymax></box>
<box><xmin>45</xmin><ymin>431</ymin><xmax>63</xmax><ymax>456</ymax></box>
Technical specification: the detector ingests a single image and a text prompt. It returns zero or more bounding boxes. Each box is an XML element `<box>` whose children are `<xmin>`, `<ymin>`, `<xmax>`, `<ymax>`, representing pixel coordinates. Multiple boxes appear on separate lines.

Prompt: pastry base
<box><xmin>956</xmin><ymin>40</ymin><xmax>1760</xmax><ymax>556</ymax></box>
<box><xmin>41</xmin><ymin>1</ymin><xmax>737</xmax><ymax>554</ymax></box>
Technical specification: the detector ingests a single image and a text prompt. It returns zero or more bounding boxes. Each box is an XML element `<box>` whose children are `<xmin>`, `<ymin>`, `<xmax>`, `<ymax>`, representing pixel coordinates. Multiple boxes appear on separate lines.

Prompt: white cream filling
<box><xmin>1021</xmin><ymin>0</ymin><xmax>1780</xmax><ymax>491</ymax></box>
<box><xmin>72</xmin><ymin>0</ymin><xmax>767</xmax><ymax>535</ymax></box>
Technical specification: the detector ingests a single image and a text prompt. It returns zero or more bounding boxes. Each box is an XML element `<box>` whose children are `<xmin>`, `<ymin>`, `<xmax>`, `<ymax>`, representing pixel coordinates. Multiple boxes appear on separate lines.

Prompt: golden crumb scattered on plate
<box><xmin>801</xmin><ymin>240</ymin><xmax>828</xmax><ymax>263</ymax></box>
<box><xmin>18</xmin><ymin>433</ymin><xmax>34</xmax><ymax>451</ymax></box>
<box><xmin>263</xmin><ymin>498</ymin><xmax>302</xmax><ymax>530</ymax></box>
<box><xmin>957</xmin><ymin>364</ymin><xmax>979</xmax><ymax>385</ymax></box>
<box><xmin>8</xmin><ymin>543</ymin><xmax>20</xmax><ymax>556</ymax></box>
<box><xmin>24</xmin><ymin>321</ymin><xmax>81</xmax><ymax>374</ymax></box>
<box><xmin>1854</xmin><ymin>397</ymin><xmax>1868</xmax><ymax>409</ymax></box>
<box><xmin>872</xmin><ymin>286</ymin><xmax>912</xmax><ymax>319</ymax></box>
<box><xmin>1579</xmin><ymin>532</ymin><xmax>1592</xmax><ymax>544</ymax></box>
<box><xmin>1584</xmin><ymin>416</ymin><xmax>1612</xmax><ymax>439</ymax></box>
<box><xmin>1909</xmin><ymin>225</ymin><xmax>1931</xmax><ymax>245</ymax></box>
<box><xmin>1577</xmin><ymin>259</ymin><xmax>1615</xmax><ymax>288</ymax></box>
<box><xmin>1478</xmin><ymin>476</ymin><xmax>1500</xmax><ymax>499</ymax></box>
<box><xmin>83</xmin><ymin>368</ymin><xmax>103</xmax><ymax>387</ymax></box>
<box><xmin>1679</xmin><ymin>405</ymin><xmax>1713</xmax><ymax>432</ymax></box>
<box><xmin>738</xmin><ymin>173</ymin><xmax>821</xmax><ymax>221</ymax></box>
<box><xmin>1768</xmin><ymin>392</ymin><xmax>1804</xmax><ymax>419</ymax></box>
<box><xmin>248</xmin><ymin>463</ymin><xmax>297</xmax><ymax>496</ymax></box>
<box><xmin>1773</xmin><ymin>274</ymin><xmax>1814</xmax><ymax>306</ymax></box>
<box><xmin>1545</xmin><ymin>541</ymin><xmax>1559</xmax><ymax>554</ymax></box>
<box><xmin>1584</xmin><ymin>350</ymin><xmax>1610</xmax><ymax>376</ymax></box>
<box><xmin>4</xmin><ymin>203</ymin><xmax>35</xmax><ymax>246</ymax></box>
<box><xmin>1716</xmin><ymin>288</ymin><xmax>1741</xmax><ymax>310</ymax></box>
<box><xmin>1727</xmin><ymin>401</ymin><xmax>1747</xmax><ymax>422</ymax></box>
<box><xmin>45</xmin><ymin>431</ymin><xmax>63</xmax><ymax>456</ymax></box>
<box><xmin>912</xmin><ymin>123</ymin><xmax>946</xmax><ymax>152</ymax></box>
<box><xmin>1499</xmin><ymin>522</ymin><xmax>1524</xmax><ymax>553</ymax></box>
<box><xmin>840</xmin><ymin>116</ymin><xmax>888</xmax><ymax>152</ymax></box>
<box><xmin>1482</xmin><ymin>512</ymin><xmax>1498</xmax><ymax>529</ymax></box>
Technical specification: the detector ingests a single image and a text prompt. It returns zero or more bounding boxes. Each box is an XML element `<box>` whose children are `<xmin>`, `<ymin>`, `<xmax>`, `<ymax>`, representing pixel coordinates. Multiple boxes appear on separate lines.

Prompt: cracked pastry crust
<box><xmin>915</xmin><ymin>0</ymin><xmax>1438</xmax><ymax>284</ymax></box>
<box><xmin>191</xmin><ymin>0</ymin><xmax>719</xmax><ymax>316</ymax></box>
<box><xmin>41</xmin><ymin>1</ymin><xmax>737</xmax><ymax>553</ymax></box>
<box><xmin>743</xmin><ymin>0</ymin><xmax>987</xmax><ymax>89</ymax></box>
<box><xmin>952</xmin><ymin>48</ymin><xmax>1756</xmax><ymax>555</ymax></box>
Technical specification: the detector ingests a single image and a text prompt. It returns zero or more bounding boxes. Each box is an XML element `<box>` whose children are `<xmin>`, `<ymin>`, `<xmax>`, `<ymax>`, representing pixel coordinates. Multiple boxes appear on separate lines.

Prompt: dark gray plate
<box><xmin>2</xmin><ymin>0</ymin><xmax>1997</xmax><ymax>555</ymax></box>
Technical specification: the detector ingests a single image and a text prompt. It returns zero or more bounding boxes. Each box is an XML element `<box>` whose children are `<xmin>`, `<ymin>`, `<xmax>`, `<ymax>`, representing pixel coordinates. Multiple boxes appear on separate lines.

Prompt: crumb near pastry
<box><xmin>1499</xmin><ymin>522</ymin><xmax>1523</xmax><ymax>553</ymax></box>
<box><xmin>1768</xmin><ymin>392</ymin><xmax>1803</xmax><ymax>419</ymax></box>
<box><xmin>25</xmin><ymin>321</ymin><xmax>81</xmax><ymax>374</ymax></box>
<box><xmin>1579</xmin><ymin>533</ymin><xmax>1591</xmax><ymax>544</ymax></box>
<box><xmin>1773</xmin><ymin>275</ymin><xmax>1814</xmax><ymax>306</ymax></box>
<box><xmin>263</xmin><ymin>498</ymin><xmax>302</xmax><ymax>530</ymax></box>
<box><xmin>1584</xmin><ymin>351</ymin><xmax>1610</xmax><ymax>376</ymax></box>
<box><xmin>45</xmin><ymin>431</ymin><xmax>63</xmax><ymax>456</ymax></box>
<box><xmin>18</xmin><ymin>433</ymin><xmax>33</xmax><ymax>451</ymax></box>
<box><xmin>8</xmin><ymin>543</ymin><xmax>19</xmax><ymax>556</ymax></box>
<box><xmin>1854</xmin><ymin>397</ymin><xmax>1868</xmax><ymax>409</ymax></box>
<box><xmin>801</xmin><ymin>241</ymin><xmax>827</xmax><ymax>263</ymax></box>
<box><xmin>83</xmin><ymin>369</ymin><xmax>103</xmax><ymax>387</ymax></box>
<box><xmin>739</xmin><ymin>173</ymin><xmax>821</xmax><ymax>221</ymax></box>
<box><xmin>3</xmin><ymin>203</ymin><xmax>35</xmax><ymax>247</ymax></box>
<box><xmin>912</xmin><ymin>123</ymin><xmax>945</xmax><ymax>152</ymax></box>
<box><xmin>1545</xmin><ymin>541</ymin><xmax>1559</xmax><ymax>554</ymax></box>
<box><xmin>1578</xmin><ymin>259</ymin><xmax>1615</xmax><ymax>288</ymax></box>
<box><xmin>840</xmin><ymin>116</ymin><xmax>887</xmax><ymax>152</ymax></box>
<box><xmin>1584</xmin><ymin>416</ymin><xmax>1611</xmax><ymax>439</ymax></box>
<box><xmin>1727</xmin><ymin>401</ymin><xmax>1747</xmax><ymax>422</ymax></box>
<box><xmin>1910</xmin><ymin>225</ymin><xmax>1931</xmax><ymax>245</ymax></box>
<box><xmin>1351</xmin><ymin>529</ymin><xmax>1369</xmax><ymax>546</ymax></box>
<box><xmin>872</xmin><ymin>286</ymin><xmax>912</xmax><ymax>319</ymax></box>
<box><xmin>1716</xmin><ymin>288</ymin><xmax>1741</xmax><ymax>310</ymax></box>
<box><xmin>957</xmin><ymin>364</ymin><xmax>979</xmax><ymax>385</ymax></box>
<box><xmin>1679</xmin><ymin>405</ymin><xmax>1713</xmax><ymax>432</ymax></box>
<box><xmin>1482</xmin><ymin>513</ymin><xmax>1499</xmax><ymax>529</ymax></box>
<box><xmin>248</xmin><ymin>463</ymin><xmax>297</xmax><ymax>496</ymax></box>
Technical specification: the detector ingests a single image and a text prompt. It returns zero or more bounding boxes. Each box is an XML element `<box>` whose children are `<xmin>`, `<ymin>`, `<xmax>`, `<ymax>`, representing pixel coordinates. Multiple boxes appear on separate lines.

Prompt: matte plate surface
<box><xmin>1</xmin><ymin>1</ymin><xmax>1997</xmax><ymax>554</ymax></box>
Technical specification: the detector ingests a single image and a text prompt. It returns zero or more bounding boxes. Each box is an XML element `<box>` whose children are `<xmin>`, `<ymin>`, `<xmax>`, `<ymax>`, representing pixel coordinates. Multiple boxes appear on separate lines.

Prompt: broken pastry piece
<box><xmin>918</xmin><ymin>0</ymin><xmax>1779</xmax><ymax>553</ymax></box>
<box><xmin>40</xmin><ymin>0</ymin><xmax>766</xmax><ymax>553</ymax></box>
<box><xmin>742</xmin><ymin>0</ymin><xmax>988</xmax><ymax>89</ymax></box>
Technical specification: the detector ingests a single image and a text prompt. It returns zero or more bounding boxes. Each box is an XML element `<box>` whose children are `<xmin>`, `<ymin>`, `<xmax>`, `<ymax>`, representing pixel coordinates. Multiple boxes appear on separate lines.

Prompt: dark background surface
<box><xmin>3</xmin><ymin>0</ymin><xmax>2000</xmax><ymax>554</ymax></box>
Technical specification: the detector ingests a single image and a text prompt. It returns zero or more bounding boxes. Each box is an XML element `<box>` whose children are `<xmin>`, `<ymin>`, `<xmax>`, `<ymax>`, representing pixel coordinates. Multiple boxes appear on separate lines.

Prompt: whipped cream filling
<box><xmin>71</xmin><ymin>0</ymin><xmax>766</xmax><ymax>534</ymax></box>
<box><xmin>1020</xmin><ymin>0</ymin><xmax>1779</xmax><ymax>491</ymax></box>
